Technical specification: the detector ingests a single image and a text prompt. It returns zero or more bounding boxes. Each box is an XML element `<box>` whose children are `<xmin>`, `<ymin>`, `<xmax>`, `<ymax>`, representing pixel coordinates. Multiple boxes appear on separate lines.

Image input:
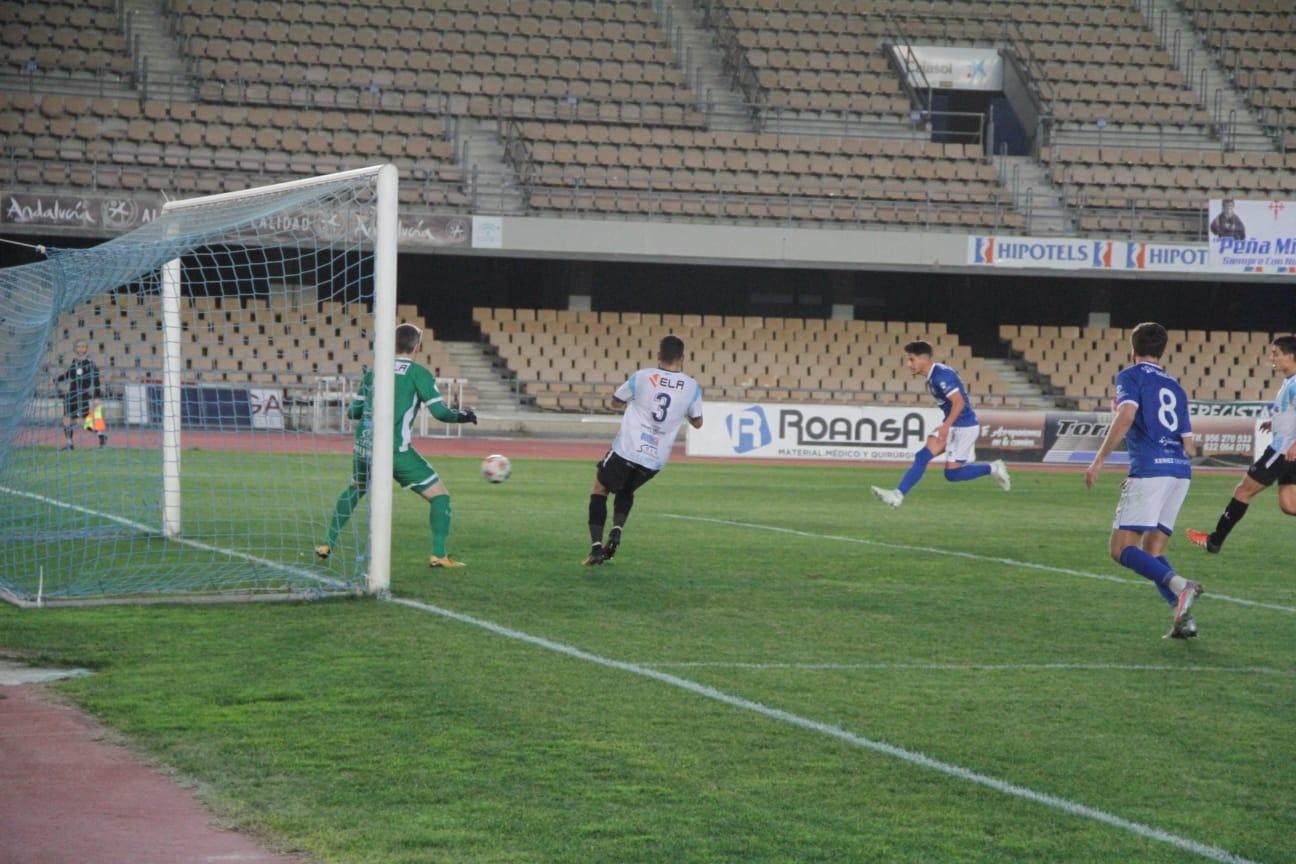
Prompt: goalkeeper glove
<box><xmin>457</xmin><ymin>408</ymin><xmax>478</xmax><ymax>425</ymax></box>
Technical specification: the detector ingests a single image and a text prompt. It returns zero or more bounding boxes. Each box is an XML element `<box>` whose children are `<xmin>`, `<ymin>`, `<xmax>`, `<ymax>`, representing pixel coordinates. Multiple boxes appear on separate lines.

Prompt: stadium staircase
<box><xmin>1146</xmin><ymin>0</ymin><xmax>1273</xmax><ymax>151</ymax></box>
<box><xmin>996</xmin><ymin>155</ymin><xmax>1073</xmax><ymax>235</ymax></box>
<box><xmin>123</xmin><ymin>0</ymin><xmax>193</xmax><ymax>100</ymax></box>
<box><xmin>442</xmin><ymin>341</ymin><xmax>530</xmax><ymax>416</ymax></box>
<box><xmin>454</xmin><ymin>119</ymin><xmax>527</xmax><ymax>215</ymax></box>
<box><xmin>978</xmin><ymin>358</ymin><xmax>1066</xmax><ymax>410</ymax></box>
<box><xmin>655</xmin><ymin>0</ymin><xmax>752</xmax><ymax>132</ymax></box>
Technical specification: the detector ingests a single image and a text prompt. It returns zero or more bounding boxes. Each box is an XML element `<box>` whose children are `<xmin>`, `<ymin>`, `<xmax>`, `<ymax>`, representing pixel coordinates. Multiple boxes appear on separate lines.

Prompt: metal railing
<box><xmin>696</xmin><ymin>0</ymin><xmax>766</xmax><ymax>110</ymax></box>
<box><xmin>882</xmin><ymin>13</ymin><xmax>933</xmax><ymax>117</ymax></box>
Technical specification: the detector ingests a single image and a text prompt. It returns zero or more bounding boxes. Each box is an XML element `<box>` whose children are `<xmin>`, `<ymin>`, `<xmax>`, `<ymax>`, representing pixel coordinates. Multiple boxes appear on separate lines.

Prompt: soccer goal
<box><xmin>0</xmin><ymin>165</ymin><xmax>398</xmax><ymax>606</ymax></box>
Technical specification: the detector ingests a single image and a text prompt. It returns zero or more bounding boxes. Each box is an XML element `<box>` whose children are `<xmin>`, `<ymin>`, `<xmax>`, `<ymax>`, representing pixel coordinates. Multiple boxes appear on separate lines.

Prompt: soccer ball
<box><xmin>481</xmin><ymin>454</ymin><xmax>511</xmax><ymax>483</ymax></box>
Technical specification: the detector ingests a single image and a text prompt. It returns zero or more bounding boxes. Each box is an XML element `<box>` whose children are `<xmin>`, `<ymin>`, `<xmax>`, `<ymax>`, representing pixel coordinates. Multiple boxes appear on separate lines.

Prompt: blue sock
<box><xmin>897</xmin><ymin>448</ymin><xmax>933</xmax><ymax>495</ymax></box>
<box><xmin>944</xmin><ymin>463</ymin><xmax>991</xmax><ymax>482</ymax></box>
<box><xmin>1154</xmin><ymin>555</ymin><xmax>1178</xmax><ymax>606</ymax></box>
<box><xmin>1118</xmin><ymin>546</ymin><xmax>1174</xmax><ymax>589</ymax></box>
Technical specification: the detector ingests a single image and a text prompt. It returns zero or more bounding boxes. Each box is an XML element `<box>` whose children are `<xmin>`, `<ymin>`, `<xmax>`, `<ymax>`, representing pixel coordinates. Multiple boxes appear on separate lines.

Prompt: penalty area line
<box><xmin>0</xmin><ymin>485</ymin><xmax>350</xmax><ymax>592</ymax></box>
<box><xmin>386</xmin><ymin>594</ymin><xmax>1260</xmax><ymax>864</ymax></box>
<box><xmin>662</xmin><ymin>514</ymin><xmax>1296</xmax><ymax>616</ymax></box>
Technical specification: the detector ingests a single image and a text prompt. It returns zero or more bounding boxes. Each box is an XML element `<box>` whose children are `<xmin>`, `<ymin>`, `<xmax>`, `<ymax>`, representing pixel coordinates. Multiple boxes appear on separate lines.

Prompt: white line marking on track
<box><xmin>663</xmin><ymin>514</ymin><xmax>1296</xmax><ymax>615</ymax></box>
<box><xmin>387</xmin><ymin>594</ymin><xmax>1262</xmax><ymax>864</ymax></box>
<box><xmin>0</xmin><ymin>485</ymin><xmax>350</xmax><ymax>592</ymax></box>
<box><xmin>642</xmin><ymin>661</ymin><xmax>1292</xmax><ymax>675</ymax></box>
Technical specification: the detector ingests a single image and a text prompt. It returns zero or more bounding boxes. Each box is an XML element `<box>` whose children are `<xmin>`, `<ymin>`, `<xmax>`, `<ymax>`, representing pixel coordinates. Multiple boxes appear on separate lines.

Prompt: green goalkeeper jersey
<box><xmin>347</xmin><ymin>358</ymin><xmax>459</xmax><ymax>458</ymax></box>
<box><xmin>393</xmin><ymin>356</ymin><xmax>459</xmax><ymax>451</ymax></box>
<box><xmin>348</xmin><ymin>372</ymin><xmax>373</xmax><ymax>459</ymax></box>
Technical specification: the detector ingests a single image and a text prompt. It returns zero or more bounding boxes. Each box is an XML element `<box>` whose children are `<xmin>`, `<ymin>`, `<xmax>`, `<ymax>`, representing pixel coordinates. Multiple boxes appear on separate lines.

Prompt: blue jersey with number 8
<box><xmin>1113</xmin><ymin>362</ymin><xmax>1192</xmax><ymax>479</ymax></box>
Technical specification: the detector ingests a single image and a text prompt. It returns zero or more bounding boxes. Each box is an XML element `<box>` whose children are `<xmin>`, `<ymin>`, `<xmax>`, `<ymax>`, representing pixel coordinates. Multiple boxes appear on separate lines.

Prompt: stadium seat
<box><xmin>474</xmin><ymin>308</ymin><xmax>1019</xmax><ymax>411</ymax></box>
<box><xmin>1003</xmin><ymin>325</ymin><xmax>1278</xmax><ymax>409</ymax></box>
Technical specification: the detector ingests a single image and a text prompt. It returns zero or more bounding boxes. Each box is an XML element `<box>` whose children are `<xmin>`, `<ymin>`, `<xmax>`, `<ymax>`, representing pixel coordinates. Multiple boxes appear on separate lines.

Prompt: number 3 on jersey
<box><xmin>652</xmin><ymin>393</ymin><xmax>671</xmax><ymax>422</ymax></box>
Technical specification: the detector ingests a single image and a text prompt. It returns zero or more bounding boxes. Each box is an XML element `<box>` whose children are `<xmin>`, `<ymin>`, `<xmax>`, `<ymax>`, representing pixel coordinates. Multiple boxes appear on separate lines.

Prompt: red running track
<box><xmin>0</xmin><ymin>683</ymin><xmax>303</xmax><ymax>864</ymax></box>
<box><xmin>15</xmin><ymin>428</ymin><xmax>1243</xmax><ymax>474</ymax></box>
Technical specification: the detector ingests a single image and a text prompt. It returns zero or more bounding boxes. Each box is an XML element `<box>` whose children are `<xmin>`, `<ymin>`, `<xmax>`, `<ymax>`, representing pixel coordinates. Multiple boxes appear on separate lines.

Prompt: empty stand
<box><xmin>0</xmin><ymin>91</ymin><xmax>464</xmax><ymax>205</ymax></box>
<box><xmin>170</xmin><ymin>0</ymin><xmax>698</xmax><ymax>117</ymax></box>
<box><xmin>1186</xmin><ymin>1</ymin><xmax>1296</xmax><ymax>147</ymax></box>
<box><xmin>511</xmin><ymin>121</ymin><xmax>1023</xmax><ymax>229</ymax></box>
<box><xmin>44</xmin><ymin>295</ymin><xmax>473</xmax><ymax>404</ymax></box>
<box><xmin>708</xmin><ymin>0</ymin><xmax>1210</xmax><ymax>130</ymax></box>
<box><xmin>0</xmin><ymin>0</ymin><xmax>132</xmax><ymax>79</ymax></box>
<box><xmin>1001</xmin><ymin>323</ymin><xmax>1276</xmax><ymax>409</ymax></box>
<box><xmin>475</xmin><ymin>307</ymin><xmax>1017</xmax><ymax>412</ymax></box>
<box><xmin>1044</xmin><ymin>144</ymin><xmax>1296</xmax><ymax>237</ymax></box>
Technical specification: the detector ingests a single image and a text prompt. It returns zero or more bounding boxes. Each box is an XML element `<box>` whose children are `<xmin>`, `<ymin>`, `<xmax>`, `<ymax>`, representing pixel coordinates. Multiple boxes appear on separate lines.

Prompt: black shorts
<box><xmin>596</xmin><ymin>450</ymin><xmax>658</xmax><ymax>494</ymax></box>
<box><xmin>64</xmin><ymin>393</ymin><xmax>90</xmax><ymax>420</ymax></box>
<box><xmin>1247</xmin><ymin>446</ymin><xmax>1296</xmax><ymax>487</ymax></box>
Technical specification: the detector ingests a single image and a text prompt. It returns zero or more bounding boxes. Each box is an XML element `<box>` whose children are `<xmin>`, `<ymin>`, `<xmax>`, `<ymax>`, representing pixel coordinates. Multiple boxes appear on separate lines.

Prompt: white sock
<box><xmin>1167</xmin><ymin>574</ymin><xmax>1188</xmax><ymax>595</ymax></box>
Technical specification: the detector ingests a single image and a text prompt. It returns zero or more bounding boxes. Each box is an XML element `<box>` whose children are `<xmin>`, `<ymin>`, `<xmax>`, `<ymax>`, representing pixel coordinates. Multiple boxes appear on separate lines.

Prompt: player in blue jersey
<box><xmin>871</xmin><ymin>340</ymin><xmax>1011</xmax><ymax>508</ymax></box>
<box><xmin>1085</xmin><ymin>322</ymin><xmax>1202</xmax><ymax>639</ymax></box>
<box><xmin>1186</xmin><ymin>334</ymin><xmax>1296</xmax><ymax>553</ymax></box>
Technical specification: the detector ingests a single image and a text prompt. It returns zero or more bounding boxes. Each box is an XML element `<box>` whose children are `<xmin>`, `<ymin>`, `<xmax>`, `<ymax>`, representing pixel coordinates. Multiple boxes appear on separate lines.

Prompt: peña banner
<box><xmin>1207</xmin><ymin>199</ymin><xmax>1296</xmax><ymax>274</ymax></box>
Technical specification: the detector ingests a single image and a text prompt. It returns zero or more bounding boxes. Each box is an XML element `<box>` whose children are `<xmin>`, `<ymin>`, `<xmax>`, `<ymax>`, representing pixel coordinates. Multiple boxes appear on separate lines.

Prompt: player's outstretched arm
<box><xmin>689</xmin><ymin>416</ymin><xmax>703</xmax><ymax>429</ymax></box>
<box><xmin>425</xmin><ymin>398</ymin><xmax>462</xmax><ymax>423</ymax></box>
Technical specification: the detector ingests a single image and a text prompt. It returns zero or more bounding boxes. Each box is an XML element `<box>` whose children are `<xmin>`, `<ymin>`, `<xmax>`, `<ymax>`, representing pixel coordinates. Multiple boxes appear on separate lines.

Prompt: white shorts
<box><xmin>944</xmin><ymin>424</ymin><xmax>979</xmax><ymax>463</ymax></box>
<box><xmin>1112</xmin><ymin>476</ymin><xmax>1191</xmax><ymax>535</ymax></box>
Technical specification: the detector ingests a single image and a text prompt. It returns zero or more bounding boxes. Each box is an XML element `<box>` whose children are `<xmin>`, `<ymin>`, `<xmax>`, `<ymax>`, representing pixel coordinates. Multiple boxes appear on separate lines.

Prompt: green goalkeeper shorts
<box><xmin>393</xmin><ymin>449</ymin><xmax>440</xmax><ymax>492</ymax></box>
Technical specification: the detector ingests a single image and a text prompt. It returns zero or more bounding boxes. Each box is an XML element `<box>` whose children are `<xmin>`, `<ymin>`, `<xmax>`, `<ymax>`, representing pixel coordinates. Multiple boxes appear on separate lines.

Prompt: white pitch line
<box><xmin>386</xmin><ymin>595</ymin><xmax>1261</xmax><ymax>864</ymax></box>
<box><xmin>0</xmin><ymin>485</ymin><xmax>350</xmax><ymax>592</ymax></box>
<box><xmin>643</xmin><ymin>661</ymin><xmax>1293</xmax><ymax>675</ymax></box>
<box><xmin>663</xmin><ymin>514</ymin><xmax>1296</xmax><ymax>615</ymax></box>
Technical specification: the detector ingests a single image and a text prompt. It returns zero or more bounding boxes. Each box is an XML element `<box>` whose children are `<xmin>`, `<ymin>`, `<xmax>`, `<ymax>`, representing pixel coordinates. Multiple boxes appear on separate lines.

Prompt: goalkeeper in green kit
<box><xmin>316</xmin><ymin>323</ymin><xmax>477</xmax><ymax>568</ymax></box>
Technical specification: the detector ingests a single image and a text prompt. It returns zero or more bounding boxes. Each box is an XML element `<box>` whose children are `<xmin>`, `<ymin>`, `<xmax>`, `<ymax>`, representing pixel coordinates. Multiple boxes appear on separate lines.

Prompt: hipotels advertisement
<box><xmin>1207</xmin><ymin>199</ymin><xmax>1296</xmax><ymax>274</ymax></box>
<box><xmin>969</xmin><ymin>236</ymin><xmax>1210</xmax><ymax>272</ymax></box>
<box><xmin>690</xmin><ymin>403</ymin><xmax>943</xmax><ymax>461</ymax></box>
<box><xmin>690</xmin><ymin>402</ymin><xmax>1259</xmax><ymax>465</ymax></box>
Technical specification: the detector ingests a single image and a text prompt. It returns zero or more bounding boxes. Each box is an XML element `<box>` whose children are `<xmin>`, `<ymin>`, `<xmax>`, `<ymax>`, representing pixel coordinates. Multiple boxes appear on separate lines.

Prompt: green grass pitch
<box><xmin>2</xmin><ymin>452</ymin><xmax>1293</xmax><ymax>863</ymax></box>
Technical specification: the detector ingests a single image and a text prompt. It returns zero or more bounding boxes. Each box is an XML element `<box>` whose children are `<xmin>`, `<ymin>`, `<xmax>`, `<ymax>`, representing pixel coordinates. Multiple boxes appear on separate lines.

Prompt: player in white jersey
<box><xmin>1187</xmin><ymin>335</ymin><xmax>1296</xmax><ymax>553</ymax></box>
<box><xmin>583</xmin><ymin>335</ymin><xmax>703</xmax><ymax>566</ymax></box>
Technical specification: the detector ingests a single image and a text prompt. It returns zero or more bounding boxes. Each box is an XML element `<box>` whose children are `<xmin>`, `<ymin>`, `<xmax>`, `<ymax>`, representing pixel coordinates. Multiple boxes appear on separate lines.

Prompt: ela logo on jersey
<box><xmin>726</xmin><ymin>406</ymin><xmax>772</xmax><ymax>454</ymax></box>
<box><xmin>649</xmin><ymin>373</ymin><xmax>685</xmax><ymax>390</ymax></box>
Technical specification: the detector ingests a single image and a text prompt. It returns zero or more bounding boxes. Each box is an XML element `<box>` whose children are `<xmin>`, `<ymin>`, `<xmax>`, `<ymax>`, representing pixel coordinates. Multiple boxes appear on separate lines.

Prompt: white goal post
<box><xmin>0</xmin><ymin>164</ymin><xmax>398</xmax><ymax>604</ymax></box>
<box><xmin>158</xmin><ymin>165</ymin><xmax>398</xmax><ymax>595</ymax></box>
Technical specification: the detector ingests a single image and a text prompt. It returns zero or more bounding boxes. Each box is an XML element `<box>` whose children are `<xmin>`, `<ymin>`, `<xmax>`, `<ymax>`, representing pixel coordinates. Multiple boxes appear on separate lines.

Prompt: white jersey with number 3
<box><xmin>612</xmin><ymin>367</ymin><xmax>703</xmax><ymax>471</ymax></box>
